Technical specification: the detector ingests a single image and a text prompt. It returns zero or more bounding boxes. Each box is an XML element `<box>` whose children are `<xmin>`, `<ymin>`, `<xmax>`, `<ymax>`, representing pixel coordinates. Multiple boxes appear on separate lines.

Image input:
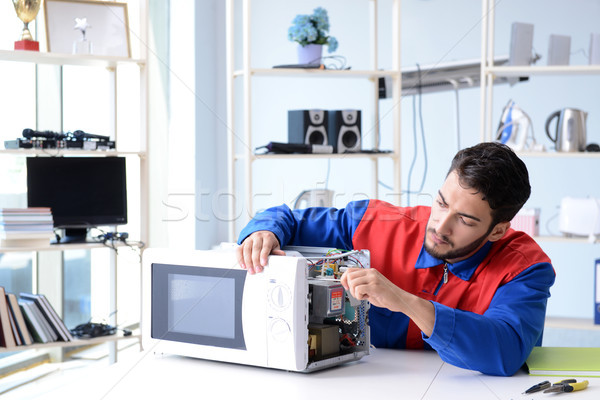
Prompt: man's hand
<box><xmin>341</xmin><ymin>268</ymin><xmax>436</xmax><ymax>337</ymax></box>
<box><xmin>340</xmin><ymin>268</ymin><xmax>403</xmax><ymax>311</ymax></box>
<box><xmin>236</xmin><ymin>230</ymin><xmax>285</xmax><ymax>274</ymax></box>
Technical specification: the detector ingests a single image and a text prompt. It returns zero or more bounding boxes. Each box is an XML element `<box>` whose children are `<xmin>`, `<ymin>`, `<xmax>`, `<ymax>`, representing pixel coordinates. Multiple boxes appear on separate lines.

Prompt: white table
<box><xmin>46</xmin><ymin>348</ymin><xmax>600</xmax><ymax>399</ymax></box>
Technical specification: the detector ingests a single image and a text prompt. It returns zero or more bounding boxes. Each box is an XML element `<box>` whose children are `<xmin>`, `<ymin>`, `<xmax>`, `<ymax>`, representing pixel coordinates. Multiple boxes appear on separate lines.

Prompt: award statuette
<box><xmin>12</xmin><ymin>0</ymin><xmax>43</xmax><ymax>51</ymax></box>
<box><xmin>73</xmin><ymin>17</ymin><xmax>92</xmax><ymax>55</ymax></box>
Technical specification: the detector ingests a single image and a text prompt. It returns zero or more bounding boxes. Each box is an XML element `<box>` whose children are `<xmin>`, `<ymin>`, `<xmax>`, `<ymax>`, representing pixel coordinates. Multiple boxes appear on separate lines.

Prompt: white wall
<box><xmin>194</xmin><ymin>0</ymin><xmax>600</xmax><ymax>318</ymax></box>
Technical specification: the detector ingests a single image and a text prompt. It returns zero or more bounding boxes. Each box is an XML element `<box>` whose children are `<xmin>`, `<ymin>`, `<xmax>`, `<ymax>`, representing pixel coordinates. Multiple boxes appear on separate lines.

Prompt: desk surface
<box><xmin>47</xmin><ymin>348</ymin><xmax>600</xmax><ymax>400</ymax></box>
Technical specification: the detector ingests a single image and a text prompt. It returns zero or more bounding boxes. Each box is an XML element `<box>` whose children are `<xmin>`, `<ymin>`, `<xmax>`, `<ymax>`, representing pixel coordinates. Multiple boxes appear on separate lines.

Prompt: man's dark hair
<box><xmin>448</xmin><ymin>142</ymin><xmax>530</xmax><ymax>226</ymax></box>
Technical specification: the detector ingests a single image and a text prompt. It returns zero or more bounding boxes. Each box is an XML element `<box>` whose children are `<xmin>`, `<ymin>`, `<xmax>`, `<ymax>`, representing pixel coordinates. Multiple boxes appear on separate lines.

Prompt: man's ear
<box><xmin>488</xmin><ymin>221</ymin><xmax>511</xmax><ymax>242</ymax></box>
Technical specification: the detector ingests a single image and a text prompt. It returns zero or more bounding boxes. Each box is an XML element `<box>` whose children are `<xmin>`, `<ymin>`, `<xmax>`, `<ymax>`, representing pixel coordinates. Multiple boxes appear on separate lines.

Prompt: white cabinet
<box><xmin>225</xmin><ymin>0</ymin><xmax>402</xmax><ymax>240</ymax></box>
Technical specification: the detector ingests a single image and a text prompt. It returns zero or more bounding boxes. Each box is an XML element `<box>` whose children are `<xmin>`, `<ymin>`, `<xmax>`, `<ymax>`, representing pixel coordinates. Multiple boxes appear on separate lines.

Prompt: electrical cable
<box><xmin>451</xmin><ymin>80</ymin><xmax>461</xmax><ymax>151</ymax></box>
<box><xmin>325</xmin><ymin>158</ymin><xmax>331</xmax><ymax>189</ymax></box>
<box><xmin>406</xmin><ymin>76</ymin><xmax>419</xmax><ymax>207</ymax></box>
<box><xmin>416</xmin><ymin>64</ymin><xmax>429</xmax><ymax>196</ymax></box>
<box><xmin>405</xmin><ymin>63</ymin><xmax>429</xmax><ymax>206</ymax></box>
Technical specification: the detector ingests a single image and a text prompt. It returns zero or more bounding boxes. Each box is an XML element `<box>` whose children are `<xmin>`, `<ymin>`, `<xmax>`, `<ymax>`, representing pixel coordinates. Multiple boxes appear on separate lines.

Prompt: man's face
<box><xmin>424</xmin><ymin>171</ymin><xmax>498</xmax><ymax>263</ymax></box>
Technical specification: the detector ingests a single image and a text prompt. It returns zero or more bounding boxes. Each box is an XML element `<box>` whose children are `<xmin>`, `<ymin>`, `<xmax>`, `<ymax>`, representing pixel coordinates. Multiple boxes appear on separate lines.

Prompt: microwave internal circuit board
<box><xmin>298</xmin><ymin>248</ymin><xmax>371</xmax><ymax>364</ymax></box>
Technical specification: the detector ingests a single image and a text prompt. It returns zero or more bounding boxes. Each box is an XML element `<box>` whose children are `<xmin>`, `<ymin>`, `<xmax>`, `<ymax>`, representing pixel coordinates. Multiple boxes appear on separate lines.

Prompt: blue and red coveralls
<box><xmin>238</xmin><ymin>199</ymin><xmax>556</xmax><ymax>376</ymax></box>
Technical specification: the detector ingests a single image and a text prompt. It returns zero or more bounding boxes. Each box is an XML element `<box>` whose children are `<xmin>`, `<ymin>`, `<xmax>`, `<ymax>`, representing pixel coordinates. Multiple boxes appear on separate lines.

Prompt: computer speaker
<box><xmin>547</xmin><ymin>34</ymin><xmax>570</xmax><ymax>66</ymax></box>
<box><xmin>328</xmin><ymin>110</ymin><xmax>361</xmax><ymax>153</ymax></box>
<box><xmin>589</xmin><ymin>33</ymin><xmax>600</xmax><ymax>65</ymax></box>
<box><xmin>509</xmin><ymin>22</ymin><xmax>534</xmax><ymax>66</ymax></box>
<box><xmin>288</xmin><ymin>110</ymin><xmax>329</xmax><ymax>145</ymax></box>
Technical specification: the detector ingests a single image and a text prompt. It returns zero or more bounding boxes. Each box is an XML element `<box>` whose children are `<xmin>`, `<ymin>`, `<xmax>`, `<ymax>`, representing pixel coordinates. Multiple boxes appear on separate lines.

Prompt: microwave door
<box><xmin>151</xmin><ymin>263</ymin><xmax>247</xmax><ymax>350</ymax></box>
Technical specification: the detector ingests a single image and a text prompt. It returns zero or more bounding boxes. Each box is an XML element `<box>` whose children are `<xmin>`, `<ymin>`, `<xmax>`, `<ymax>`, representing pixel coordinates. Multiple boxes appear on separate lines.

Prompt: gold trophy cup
<box><xmin>12</xmin><ymin>0</ymin><xmax>43</xmax><ymax>51</ymax></box>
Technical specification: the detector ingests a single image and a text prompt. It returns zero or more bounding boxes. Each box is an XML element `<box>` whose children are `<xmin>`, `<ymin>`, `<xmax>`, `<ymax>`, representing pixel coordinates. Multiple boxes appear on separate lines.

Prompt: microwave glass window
<box><xmin>151</xmin><ymin>263</ymin><xmax>246</xmax><ymax>350</ymax></box>
<box><xmin>168</xmin><ymin>274</ymin><xmax>235</xmax><ymax>339</ymax></box>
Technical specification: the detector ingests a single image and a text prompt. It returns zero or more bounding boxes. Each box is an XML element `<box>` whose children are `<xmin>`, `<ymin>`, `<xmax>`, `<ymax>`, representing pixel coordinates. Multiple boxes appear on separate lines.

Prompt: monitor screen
<box><xmin>26</xmin><ymin>157</ymin><xmax>127</xmax><ymax>241</ymax></box>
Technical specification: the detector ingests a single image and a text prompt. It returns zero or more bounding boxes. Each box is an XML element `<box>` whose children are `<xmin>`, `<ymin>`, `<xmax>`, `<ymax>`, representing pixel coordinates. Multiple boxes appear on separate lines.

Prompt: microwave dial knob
<box><xmin>269</xmin><ymin>284</ymin><xmax>291</xmax><ymax>310</ymax></box>
<box><xmin>269</xmin><ymin>318</ymin><xmax>291</xmax><ymax>342</ymax></box>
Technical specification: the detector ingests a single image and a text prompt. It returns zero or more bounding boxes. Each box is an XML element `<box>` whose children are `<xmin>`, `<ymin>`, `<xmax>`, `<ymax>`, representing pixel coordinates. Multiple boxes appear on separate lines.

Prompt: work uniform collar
<box><xmin>414</xmin><ymin>241</ymin><xmax>493</xmax><ymax>281</ymax></box>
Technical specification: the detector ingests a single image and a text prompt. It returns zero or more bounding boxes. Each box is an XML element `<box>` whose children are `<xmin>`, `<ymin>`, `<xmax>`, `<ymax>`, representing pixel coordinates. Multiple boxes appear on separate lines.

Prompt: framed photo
<box><xmin>44</xmin><ymin>0</ymin><xmax>131</xmax><ymax>57</ymax></box>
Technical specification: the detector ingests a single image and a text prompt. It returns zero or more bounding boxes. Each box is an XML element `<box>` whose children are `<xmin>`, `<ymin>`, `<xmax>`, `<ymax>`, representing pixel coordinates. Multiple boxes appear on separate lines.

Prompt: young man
<box><xmin>236</xmin><ymin>142</ymin><xmax>555</xmax><ymax>376</ymax></box>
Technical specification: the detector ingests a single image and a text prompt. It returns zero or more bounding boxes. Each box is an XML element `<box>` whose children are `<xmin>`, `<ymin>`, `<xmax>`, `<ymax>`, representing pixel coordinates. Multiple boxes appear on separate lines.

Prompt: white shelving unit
<box><xmin>479</xmin><ymin>0</ymin><xmax>599</xmax><ymax>328</ymax></box>
<box><xmin>479</xmin><ymin>0</ymin><xmax>600</xmax><ymax>141</ymax></box>
<box><xmin>225</xmin><ymin>0</ymin><xmax>402</xmax><ymax>240</ymax></box>
<box><xmin>479</xmin><ymin>0</ymin><xmax>600</xmax><ymax>242</ymax></box>
<box><xmin>0</xmin><ymin>2</ymin><xmax>148</xmax><ymax>363</ymax></box>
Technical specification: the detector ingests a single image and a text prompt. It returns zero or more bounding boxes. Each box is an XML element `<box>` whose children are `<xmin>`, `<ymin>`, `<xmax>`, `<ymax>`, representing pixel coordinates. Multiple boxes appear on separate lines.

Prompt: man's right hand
<box><xmin>236</xmin><ymin>230</ymin><xmax>286</xmax><ymax>274</ymax></box>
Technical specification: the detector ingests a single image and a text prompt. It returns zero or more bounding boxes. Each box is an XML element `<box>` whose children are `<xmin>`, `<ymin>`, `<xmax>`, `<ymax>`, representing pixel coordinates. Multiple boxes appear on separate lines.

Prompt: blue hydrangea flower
<box><xmin>327</xmin><ymin>36</ymin><xmax>338</xmax><ymax>53</ymax></box>
<box><xmin>288</xmin><ymin>7</ymin><xmax>338</xmax><ymax>53</ymax></box>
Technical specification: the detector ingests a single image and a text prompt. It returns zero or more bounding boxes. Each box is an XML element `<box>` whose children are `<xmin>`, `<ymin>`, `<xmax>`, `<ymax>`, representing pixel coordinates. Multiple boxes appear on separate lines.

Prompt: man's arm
<box><xmin>342</xmin><ymin>261</ymin><xmax>555</xmax><ymax>376</ymax></box>
<box><xmin>424</xmin><ymin>262</ymin><xmax>555</xmax><ymax>376</ymax></box>
<box><xmin>236</xmin><ymin>200</ymin><xmax>369</xmax><ymax>274</ymax></box>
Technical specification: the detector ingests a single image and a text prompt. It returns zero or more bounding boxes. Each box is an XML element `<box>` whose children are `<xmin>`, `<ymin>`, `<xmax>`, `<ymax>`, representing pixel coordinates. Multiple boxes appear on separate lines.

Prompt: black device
<box><xmin>256</xmin><ymin>141</ymin><xmax>333</xmax><ymax>154</ymax></box>
<box><xmin>70</xmin><ymin>321</ymin><xmax>132</xmax><ymax>338</ymax></box>
<box><xmin>26</xmin><ymin>157</ymin><xmax>128</xmax><ymax>243</ymax></box>
<box><xmin>327</xmin><ymin>109</ymin><xmax>361</xmax><ymax>153</ymax></box>
<box><xmin>288</xmin><ymin>110</ymin><xmax>329</xmax><ymax>146</ymax></box>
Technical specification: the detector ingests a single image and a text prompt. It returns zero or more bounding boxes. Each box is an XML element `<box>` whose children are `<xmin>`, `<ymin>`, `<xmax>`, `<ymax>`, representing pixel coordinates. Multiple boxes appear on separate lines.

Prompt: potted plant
<box><xmin>288</xmin><ymin>7</ymin><xmax>338</xmax><ymax>65</ymax></box>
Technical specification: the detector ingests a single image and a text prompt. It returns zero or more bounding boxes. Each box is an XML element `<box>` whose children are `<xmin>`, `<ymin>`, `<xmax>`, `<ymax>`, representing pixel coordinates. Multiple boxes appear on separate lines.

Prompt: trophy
<box><xmin>12</xmin><ymin>0</ymin><xmax>43</xmax><ymax>51</ymax></box>
<box><xmin>73</xmin><ymin>17</ymin><xmax>92</xmax><ymax>55</ymax></box>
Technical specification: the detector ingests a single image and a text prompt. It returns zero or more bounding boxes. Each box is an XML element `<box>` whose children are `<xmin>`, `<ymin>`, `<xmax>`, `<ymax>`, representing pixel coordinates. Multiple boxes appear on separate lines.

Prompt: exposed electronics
<box><xmin>288</xmin><ymin>110</ymin><xmax>329</xmax><ymax>146</ymax></box>
<box><xmin>142</xmin><ymin>246</ymin><xmax>370</xmax><ymax>372</ymax></box>
<box><xmin>559</xmin><ymin>197</ymin><xmax>600</xmax><ymax>237</ymax></box>
<box><xmin>26</xmin><ymin>157</ymin><xmax>127</xmax><ymax>243</ymax></box>
<box><xmin>328</xmin><ymin>109</ymin><xmax>361</xmax><ymax>153</ymax></box>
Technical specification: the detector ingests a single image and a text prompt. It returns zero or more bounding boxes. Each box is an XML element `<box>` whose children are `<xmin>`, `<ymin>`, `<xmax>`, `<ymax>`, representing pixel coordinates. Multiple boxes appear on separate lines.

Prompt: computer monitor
<box><xmin>26</xmin><ymin>156</ymin><xmax>127</xmax><ymax>243</ymax></box>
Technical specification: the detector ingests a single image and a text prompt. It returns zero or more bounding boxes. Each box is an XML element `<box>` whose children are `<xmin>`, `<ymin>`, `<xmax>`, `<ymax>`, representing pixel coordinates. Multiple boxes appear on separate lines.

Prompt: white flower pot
<box><xmin>297</xmin><ymin>44</ymin><xmax>323</xmax><ymax>65</ymax></box>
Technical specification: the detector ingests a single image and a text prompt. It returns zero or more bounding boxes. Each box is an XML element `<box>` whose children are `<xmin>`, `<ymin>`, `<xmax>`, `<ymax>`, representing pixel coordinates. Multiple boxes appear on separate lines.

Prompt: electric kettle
<box><xmin>545</xmin><ymin>108</ymin><xmax>588</xmax><ymax>152</ymax></box>
<box><xmin>293</xmin><ymin>189</ymin><xmax>334</xmax><ymax>209</ymax></box>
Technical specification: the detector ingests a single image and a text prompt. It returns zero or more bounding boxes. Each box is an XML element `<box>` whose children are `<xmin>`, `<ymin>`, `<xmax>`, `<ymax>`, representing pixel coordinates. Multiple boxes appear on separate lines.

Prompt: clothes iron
<box><xmin>496</xmin><ymin>100</ymin><xmax>541</xmax><ymax>152</ymax></box>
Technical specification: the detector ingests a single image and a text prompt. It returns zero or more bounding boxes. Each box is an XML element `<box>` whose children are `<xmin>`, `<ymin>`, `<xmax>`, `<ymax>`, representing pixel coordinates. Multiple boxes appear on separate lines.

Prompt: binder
<box><xmin>6</xmin><ymin>293</ymin><xmax>33</xmax><ymax>345</ymax></box>
<box><xmin>0</xmin><ymin>287</ymin><xmax>17</xmax><ymax>348</ymax></box>
<box><xmin>526</xmin><ymin>346</ymin><xmax>600</xmax><ymax>377</ymax></box>
<box><xmin>595</xmin><ymin>258</ymin><xmax>600</xmax><ymax>325</ymax></box>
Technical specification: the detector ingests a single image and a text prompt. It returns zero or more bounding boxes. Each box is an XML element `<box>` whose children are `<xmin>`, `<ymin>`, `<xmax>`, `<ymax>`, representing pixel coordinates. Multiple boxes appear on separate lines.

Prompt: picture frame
<box><xmin>44</xmin><ymin>0</ymin><xmax>131</xmax><ymax>58</ymax></box>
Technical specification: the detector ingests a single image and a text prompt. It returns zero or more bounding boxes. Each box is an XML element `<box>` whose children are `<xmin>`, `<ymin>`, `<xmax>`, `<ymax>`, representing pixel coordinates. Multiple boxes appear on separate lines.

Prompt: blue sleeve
<box><xmin>423</xmin><ymin>262</ymin><xmax>555</xmax><ymax>376</ymax></box>
<box><xmin>237</xmin><ymin>200</ymin><xmax>370</xmax><ymax>250</ymax></box>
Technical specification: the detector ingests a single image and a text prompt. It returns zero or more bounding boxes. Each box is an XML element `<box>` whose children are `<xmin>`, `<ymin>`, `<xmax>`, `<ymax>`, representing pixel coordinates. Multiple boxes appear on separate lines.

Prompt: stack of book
<box><xmin>0</xmin><ymin>287</ymin><xmax>74</xmax><ymax>349</ymax></box>
<box><xmin>0</xmin><ymin>207</ymin><xmax>54</xmax><ymax>248</ymax></box>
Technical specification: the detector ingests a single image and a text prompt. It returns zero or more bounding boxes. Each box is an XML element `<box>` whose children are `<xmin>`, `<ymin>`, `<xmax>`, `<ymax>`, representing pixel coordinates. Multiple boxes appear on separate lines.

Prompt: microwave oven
<box><xmin>142</xmin><ymin>246</ymin><xmax>371</xmax><ymax>372</ymax></box>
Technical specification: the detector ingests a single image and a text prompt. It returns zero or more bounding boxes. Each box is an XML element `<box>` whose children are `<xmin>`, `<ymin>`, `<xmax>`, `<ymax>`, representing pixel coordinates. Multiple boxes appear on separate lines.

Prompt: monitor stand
<box><xmin>57</xmin><ymin>228</ymin><xmax>90</xmax><ymax>244</ymax></box>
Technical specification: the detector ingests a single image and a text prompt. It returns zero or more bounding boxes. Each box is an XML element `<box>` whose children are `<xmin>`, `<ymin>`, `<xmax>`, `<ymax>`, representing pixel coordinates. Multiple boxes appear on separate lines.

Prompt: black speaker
<box><xmin>288</xmin><ymin>110</ymin><xmax>329</xmax><ymax>145</ymax></box>
<box><xmin>328</xmin><ymin>110</ymin><xmax>361</xmax><ymax>153</ymax></box>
